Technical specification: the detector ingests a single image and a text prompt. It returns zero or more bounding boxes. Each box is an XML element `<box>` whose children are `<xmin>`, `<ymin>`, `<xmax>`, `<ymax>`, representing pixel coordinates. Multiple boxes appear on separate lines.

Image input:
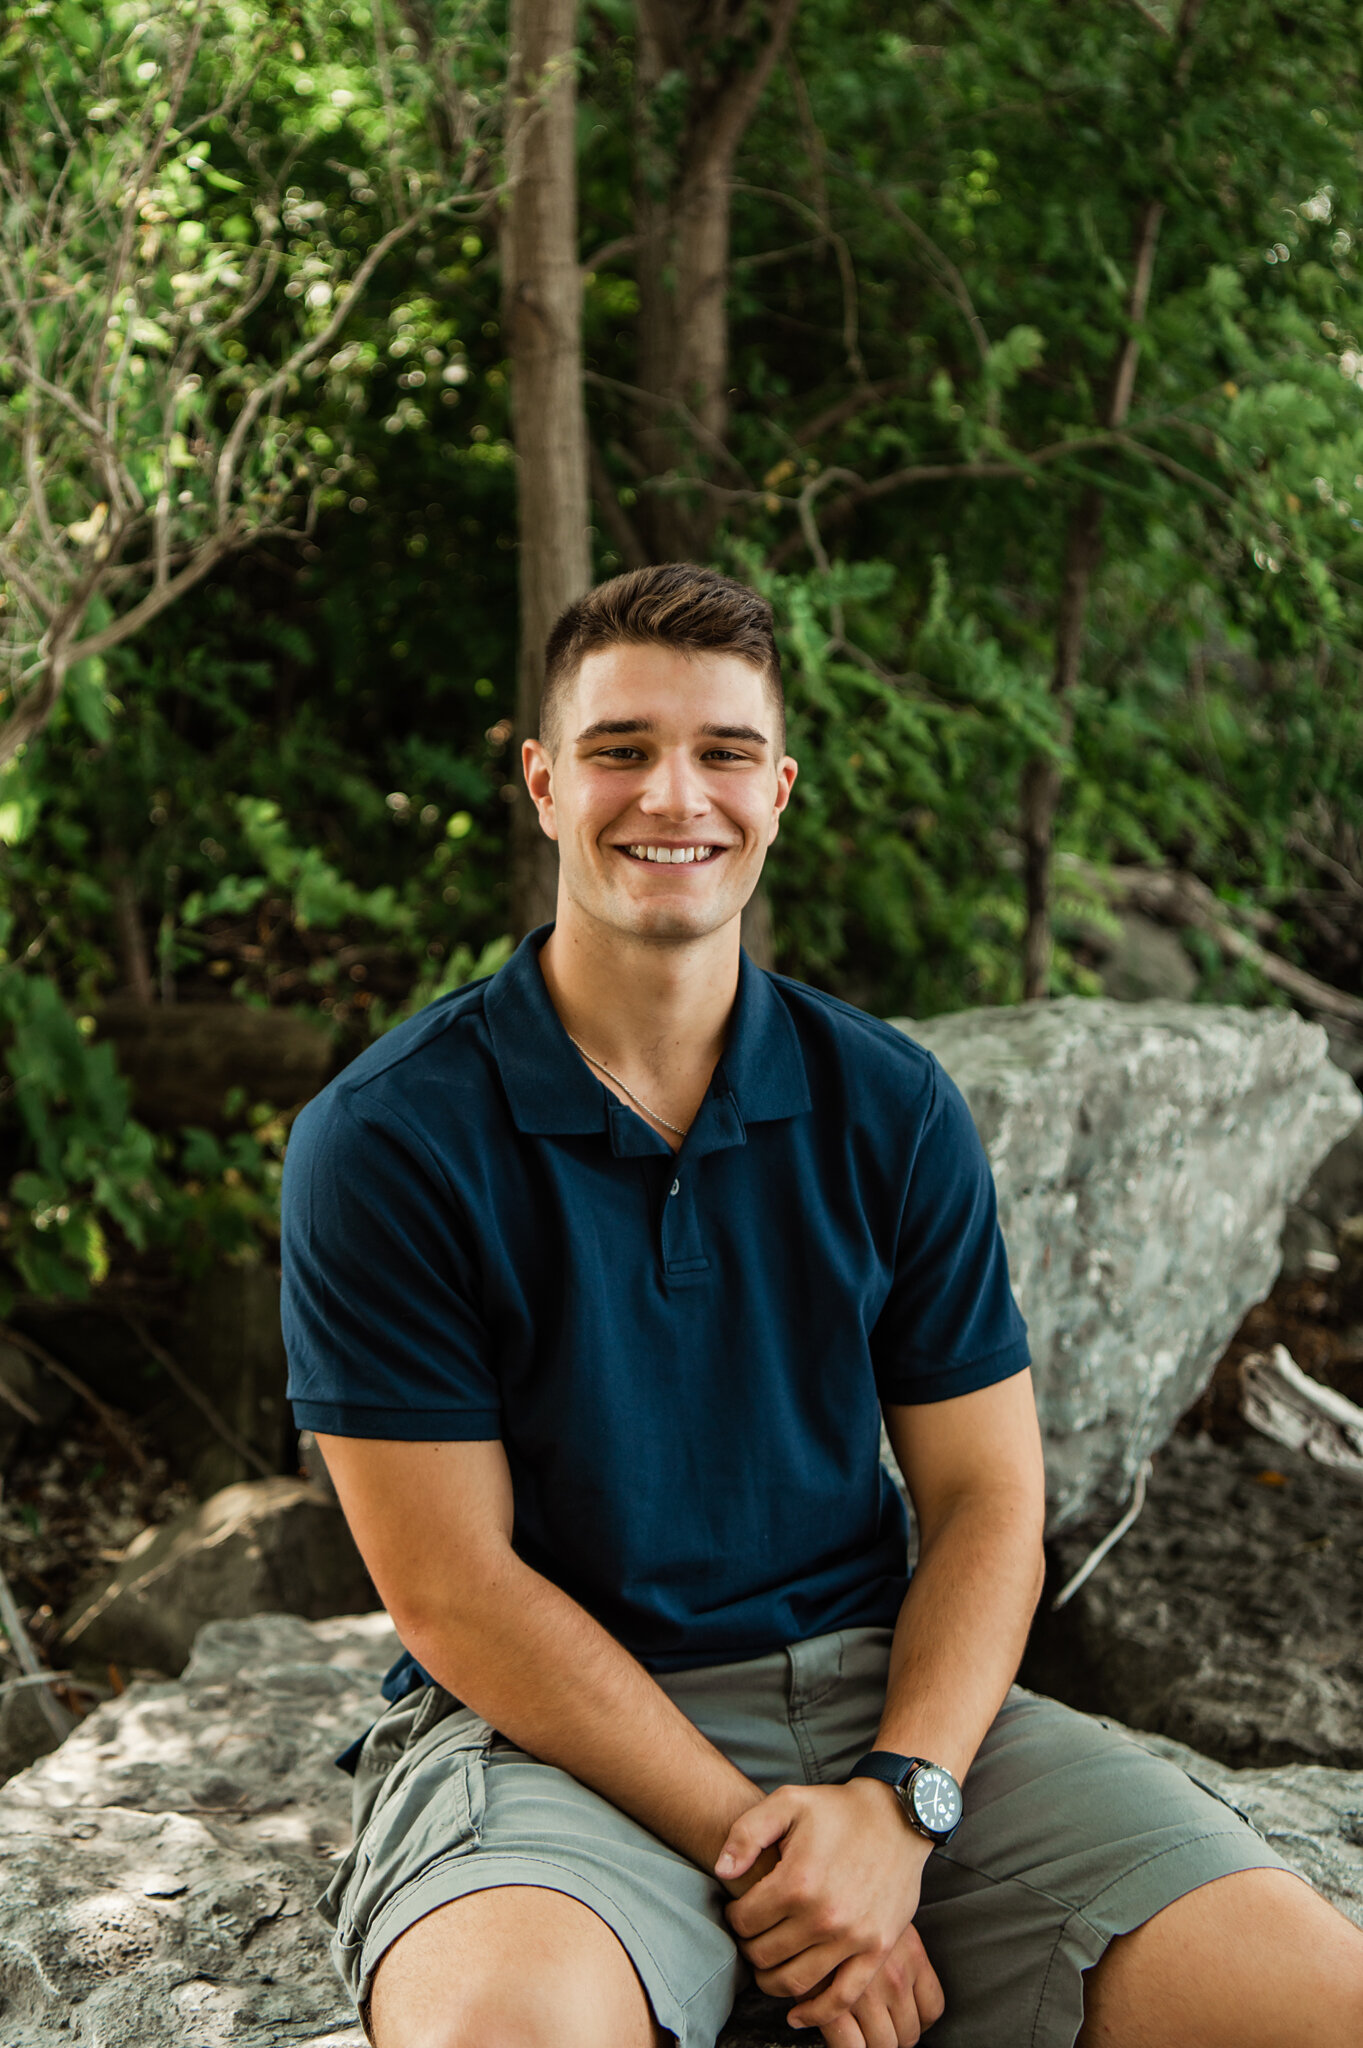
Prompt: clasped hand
<box><xmin>714</xmin><ymin>1778</ymin><xmax>945</xmax><ymax>2048</ymax></box>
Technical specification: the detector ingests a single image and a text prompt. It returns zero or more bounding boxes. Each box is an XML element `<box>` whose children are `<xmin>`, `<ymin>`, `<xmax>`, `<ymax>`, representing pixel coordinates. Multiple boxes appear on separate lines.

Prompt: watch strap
<box><xmin>844</xmin><ymin>1750</ymin><xmax>931</xmax><ymax>1789</ymax></box>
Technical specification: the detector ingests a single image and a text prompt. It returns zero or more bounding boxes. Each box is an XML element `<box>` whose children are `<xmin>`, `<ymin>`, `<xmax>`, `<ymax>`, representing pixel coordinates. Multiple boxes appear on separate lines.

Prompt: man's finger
<box><xmin>812</xmin><ymin>2014</ymin><xmax>867</xmax><ymax>2048</ymax></box>
<box><xmin>714</xmin><ymin>1786</ymin><xmax>799</xmax><ymax>1880</ymax></box>
<box><xmin>752</xmin><ymin>1939</ymin><xmax>851</xmax><ymax>2001</ymax></box>
<box><xmin>842</xmin><ymin>1991</ymin><xmax>901</xmax><ymax>2048</ymax></box>
<box><xmin>787</xmin><ymin>1946</ymin><xmax>887</xmax><ymax>2030</ymax></box>
<box><xmin>732</xmin><ymin>1911</ymin><xmax>803</xmax><ymax>1970</ymax></box>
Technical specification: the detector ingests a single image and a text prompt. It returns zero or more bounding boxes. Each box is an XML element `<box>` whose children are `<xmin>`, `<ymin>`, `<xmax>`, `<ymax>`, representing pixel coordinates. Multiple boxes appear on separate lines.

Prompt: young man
<box><xmin>282</xmin><ymin>565</ymin><xmax>1363</xmax><ymax>2048</ymax></box>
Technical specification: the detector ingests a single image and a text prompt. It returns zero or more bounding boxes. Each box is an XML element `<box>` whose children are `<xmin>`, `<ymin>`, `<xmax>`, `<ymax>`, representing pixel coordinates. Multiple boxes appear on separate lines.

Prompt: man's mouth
<box><xmin>619</xmin><ymin>843</ymin><xmax>724</xmax><ymax>865</ymax></box>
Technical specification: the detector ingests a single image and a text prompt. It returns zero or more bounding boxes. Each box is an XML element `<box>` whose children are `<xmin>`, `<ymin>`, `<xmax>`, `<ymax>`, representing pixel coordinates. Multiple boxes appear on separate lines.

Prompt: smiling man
<box><xmin>282</xmin><ymin>565</ymin><xmax>1363</xmax><ymax>2048</ymax></box>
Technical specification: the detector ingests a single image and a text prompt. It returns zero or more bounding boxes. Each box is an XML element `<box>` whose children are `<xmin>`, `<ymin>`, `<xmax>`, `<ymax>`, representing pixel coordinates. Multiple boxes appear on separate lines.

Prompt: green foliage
<box><xmin>4</xmin><ymin>0</ymin><xmax>1363</xmax><ymax>1308</ymax></box>
<box><xmin>0</xmin><ymin>957</ymin><xmax>284</xmax><ymax>1307</ymax></box>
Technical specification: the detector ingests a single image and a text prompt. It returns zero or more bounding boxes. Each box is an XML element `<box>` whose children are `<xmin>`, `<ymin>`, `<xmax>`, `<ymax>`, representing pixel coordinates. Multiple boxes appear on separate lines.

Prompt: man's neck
<box><xmin>537</xmin><ymin>899</ymin><xmax>740</xmax><ymax>1099</ymax></box>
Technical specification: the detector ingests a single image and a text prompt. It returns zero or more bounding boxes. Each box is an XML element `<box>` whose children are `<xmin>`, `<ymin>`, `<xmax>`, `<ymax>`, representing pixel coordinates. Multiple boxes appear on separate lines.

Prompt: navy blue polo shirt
<box><xmin>282</xmin><ymin>927</ymin><xmax>1029</xmax><ymax>1704</ymax></box>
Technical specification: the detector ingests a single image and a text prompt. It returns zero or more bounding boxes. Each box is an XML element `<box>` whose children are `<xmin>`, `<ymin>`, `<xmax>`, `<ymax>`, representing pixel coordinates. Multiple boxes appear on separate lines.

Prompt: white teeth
<box><xmin>626</xmin><ymin>844</ymin><xmax>717</xmax><ymax>863</ymax></box>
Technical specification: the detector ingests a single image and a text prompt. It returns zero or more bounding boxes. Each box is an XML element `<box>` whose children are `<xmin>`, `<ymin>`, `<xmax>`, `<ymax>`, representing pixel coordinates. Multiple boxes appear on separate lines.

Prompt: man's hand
<box><xmin>715</xmin><ymin>1779</ymin><xmax>944</xmax><ymax>2044</ymax></box>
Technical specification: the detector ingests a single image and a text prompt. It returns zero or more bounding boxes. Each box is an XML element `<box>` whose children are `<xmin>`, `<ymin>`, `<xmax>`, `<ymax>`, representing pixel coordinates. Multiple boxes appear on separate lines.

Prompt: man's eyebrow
<box><xmin>572</xmin><ymin>718</ymin><xmax>770</xmax><ymax>746</ymax></box>
<box><xmin>574</xmin><ymin>718</ymin><xmax>656</xmax><ymax>742</ymax></box>
<box><xmin>699</xmin><ymin>723</ymin><xmax>769</xmax><ymax>745</ymax></box>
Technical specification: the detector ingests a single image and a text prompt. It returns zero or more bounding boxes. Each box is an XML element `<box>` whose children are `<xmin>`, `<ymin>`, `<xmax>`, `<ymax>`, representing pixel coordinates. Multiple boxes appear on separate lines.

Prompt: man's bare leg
<box><xmin>368</xmin><ymin>1884</ymin><xmax>670</xmax><ymax>2048</ymax></box>
<box><xmin>1079</xmin><ymin>1867</ymin><xmax>1363</xmax><ymax>2048</ymax></box>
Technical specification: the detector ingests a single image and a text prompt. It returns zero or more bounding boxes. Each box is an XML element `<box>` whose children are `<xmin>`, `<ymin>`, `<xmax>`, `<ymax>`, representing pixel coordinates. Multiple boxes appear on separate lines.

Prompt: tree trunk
<box><xmin>1019</xmin><ymin>198</ymin><xmax>1165</xmax><ymax>999</ymax></box>
<box><xmin>630</xmin><ymin>0</ymin><xmax>798</xmax><ymax>564</ymax></box>
<box><xmin>624</xmin><ymin>3</ymin><xmax>797</xmax><ymax>969</ymax></box>
<box><xmin>503</xmin><ymin>0</ymin><xmax>591</xmax><ymax>939</ymax></box>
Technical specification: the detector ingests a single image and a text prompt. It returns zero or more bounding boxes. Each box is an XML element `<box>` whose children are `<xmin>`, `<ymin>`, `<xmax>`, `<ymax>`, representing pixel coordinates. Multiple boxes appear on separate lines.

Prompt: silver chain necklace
<box><xmin>566</xmin><ymin>1034</ymin><xmax>690</xmax><ymax>1139</ymax></box>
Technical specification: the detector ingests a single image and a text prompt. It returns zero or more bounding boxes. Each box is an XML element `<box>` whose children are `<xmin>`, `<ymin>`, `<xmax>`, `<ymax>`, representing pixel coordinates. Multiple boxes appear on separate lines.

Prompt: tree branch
<box><xmin>214</xmin><ymin>207</ymin><xmax>430</xmax><ymax>522</ymax></box>
<box><xmin>1060</xmin><ymin>856</ymin><xmax>1363</xmax><ymax>1025</ymax></box>
<box><xmin>588</xmin><ymin>437</ymin><xmax>649</xmax><ymax>569</ymax></box>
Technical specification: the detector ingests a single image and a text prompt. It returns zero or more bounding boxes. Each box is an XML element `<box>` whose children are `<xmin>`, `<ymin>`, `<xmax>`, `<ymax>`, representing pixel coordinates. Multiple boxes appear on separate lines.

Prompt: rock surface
<box><xmin>55</xmin><ymin>1478</ymin><xmax>376</xmax><ymax>1678</ymax></box>
<box><xmin>1032</xmin><ymin>1427</ymin><xmax>1363</xmax><ymax>1770</ymax></box>
<box><xmin>0</xmin><ymin>1610</ymin><xmax>1359</xmax><ymax>2047</ymax></box>
<box><xmin>897</xmin><ymin>999</ymin><xmax>1361</xmax><ymax>1529</ymax></box>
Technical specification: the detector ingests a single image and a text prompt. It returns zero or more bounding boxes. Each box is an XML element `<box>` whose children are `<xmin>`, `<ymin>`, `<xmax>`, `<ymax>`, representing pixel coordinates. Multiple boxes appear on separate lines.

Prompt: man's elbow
<box><xmin>387</xmin><ymin>1540</ymin><xmax>524</xmax><ymax>1680</ymax></box>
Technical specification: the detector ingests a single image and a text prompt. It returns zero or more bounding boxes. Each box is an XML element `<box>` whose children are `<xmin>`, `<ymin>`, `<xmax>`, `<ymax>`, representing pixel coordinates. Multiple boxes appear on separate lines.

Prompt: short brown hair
<box><xmin>540</xmin><ymin>563</ymin><xmax>785</xmax><ymax>753</ymax></box>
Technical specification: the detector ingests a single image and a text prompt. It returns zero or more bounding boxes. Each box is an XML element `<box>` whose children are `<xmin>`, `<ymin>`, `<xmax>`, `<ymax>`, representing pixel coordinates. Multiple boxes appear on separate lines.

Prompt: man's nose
<box><xmin>638</xmin><ymin>749</ymin><xmax>709</xmax><ymax>818</ymax></box>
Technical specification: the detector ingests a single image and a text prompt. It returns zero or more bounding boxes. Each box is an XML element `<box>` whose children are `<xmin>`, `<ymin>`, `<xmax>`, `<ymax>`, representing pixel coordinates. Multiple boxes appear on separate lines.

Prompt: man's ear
<box><xmin>522</xmin><ymin>737</ymin><xmax>558</xmax><ymax>842</ymax></box>
<box><xmin>766</xmin><ymin>755</ymin><xmax>798</xmax><ymax>843</ymax></box>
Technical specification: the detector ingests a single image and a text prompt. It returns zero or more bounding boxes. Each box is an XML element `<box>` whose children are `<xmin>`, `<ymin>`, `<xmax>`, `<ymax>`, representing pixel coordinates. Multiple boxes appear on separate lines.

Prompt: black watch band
<box><xmin>844</xmin><ymin>1750</ymin><xmax>963</xmax><ymax>1845</ymax></box>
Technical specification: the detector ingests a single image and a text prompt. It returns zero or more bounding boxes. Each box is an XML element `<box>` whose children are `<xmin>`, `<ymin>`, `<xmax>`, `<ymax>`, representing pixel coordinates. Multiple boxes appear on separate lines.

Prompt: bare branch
<box><xmin>0</xmin><ymin>546</ymin><xmax>55</xmax><ymax>623</ymax></box>
<box><xmin>581</xmin><ymin>234</ymin><xmax>639</xmax><ymax>274</ymax></box>
<box><xmin>588</xmin><ymin>437</ymin><xmax>649</xmax><ymax>569</ymax></box>
<box><xmin>127</xmin><ymin>1316</ymin><xmax>275</xmax><ymax>1482</ymax></box>
<box><xmin>214</xmin><ymin>208</ymin><xmax>429</xmax><ymax>522</ymax></box>
<box><xmin>733</xmin><ymin>182</ymin><xmax>865</xmax><ymax>385</ymax></box>
<box><xmin>35</xmin><ymin>533</ymin><xmax>230</xmax><ymax>676</ymax></box>
<box><xmin>1107</xmin><ymin>199</ymin><xmax>1164</xmax><ymax>428</ymax></box>
<box><xmin>584</xmin><ymin>367</ymin><xmax>752</xmax><ymax>485</ymax></box>
<box><xmin>1117</xmin><ymin>0</ymin><xmax>1174</xmax><ymax>33</ymax></box>
<box><xmin>1061</xmin><ymin>855</ymin><xmax>1363</xmax><ymax>1025</ymax></box>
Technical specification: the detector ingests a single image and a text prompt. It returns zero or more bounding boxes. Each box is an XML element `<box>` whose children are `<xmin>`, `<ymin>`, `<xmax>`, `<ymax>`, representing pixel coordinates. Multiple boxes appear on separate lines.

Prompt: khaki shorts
<box><xmin>317</xmin><ymin>1625</ymin><xmax>1296</xmax><ymax>2048</ymax></box>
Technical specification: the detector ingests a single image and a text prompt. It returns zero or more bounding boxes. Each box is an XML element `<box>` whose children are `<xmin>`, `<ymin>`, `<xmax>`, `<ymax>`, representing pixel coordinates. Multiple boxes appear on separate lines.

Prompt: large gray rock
<box><xmin>55</xmin><ymin>1477</ymin><xmax>376</xmax><ymax>1678</ymax></box>
<box><xmin>1036</xmin><ymin>1428</ymin><xmax>1363</xmax><ymax>1769</ymax></box>
<box><xmin>0</xmin><ymin>1611</ymin><xmax>1357</xmax><ymax>2048</ymax></box>
<box><xmin>895</xmin><ymin>1000</ymin><xmax>1361</xmax><ymax>1529</ymax></box>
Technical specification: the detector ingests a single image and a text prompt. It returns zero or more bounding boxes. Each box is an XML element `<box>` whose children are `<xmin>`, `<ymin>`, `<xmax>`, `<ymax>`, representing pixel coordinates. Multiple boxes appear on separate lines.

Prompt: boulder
<box><xmin>0</xmin><ymin>1610</ymin><xmax>1357</xmax><ymax>2048</ymax></box>
<box><xmin>54</xmin><ymin>1478</ymin><xmax>376</xmax><ymax>1678</ymax></box>
<box><xmin>895</xmin><ymin>999</ymin><xmax>1361</xmax><ymax>1529</ymax></box>
<box><xmin>1033</xmin><ymin>1428</ymin><xmax>1363</xmax><ymax>1769</ymax></box>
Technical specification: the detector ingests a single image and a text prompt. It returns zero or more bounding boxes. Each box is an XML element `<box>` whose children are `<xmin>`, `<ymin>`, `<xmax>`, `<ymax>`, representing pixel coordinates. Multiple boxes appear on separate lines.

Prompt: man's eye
<box><xmin>704</xmin><ymin>749</ymin><xmax>747</xmax><ymax>762</ymax></box>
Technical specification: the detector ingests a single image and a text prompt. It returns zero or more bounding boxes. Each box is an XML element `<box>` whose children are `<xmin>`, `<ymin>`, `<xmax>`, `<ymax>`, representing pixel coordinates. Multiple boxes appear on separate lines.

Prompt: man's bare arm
<box><xmin>315</xmin><ymin>1433</ymin><xmax>769</xmax><ymax>1882</ymax></box>
<box><xmin>875</xmin><ymin>1364</ymin><xmax>1047</xmax><ymax>1774</ymax></box>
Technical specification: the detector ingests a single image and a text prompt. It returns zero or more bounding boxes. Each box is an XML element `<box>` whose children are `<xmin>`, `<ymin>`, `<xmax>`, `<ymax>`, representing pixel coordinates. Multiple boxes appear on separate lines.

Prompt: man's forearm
<box><xmin>874</xmin><ymin>1487</ymin><xmax>1045</xmax><ymax>1783</ymax></box>
<box><xmin>398</xmin><ymin>1547</ymin><xmax>765</xmax><ymax>1878</ymax></box>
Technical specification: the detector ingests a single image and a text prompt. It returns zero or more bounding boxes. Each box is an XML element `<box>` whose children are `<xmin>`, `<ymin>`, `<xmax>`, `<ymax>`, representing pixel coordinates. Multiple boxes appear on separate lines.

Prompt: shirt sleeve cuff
<box><xmin>290</xmin><ymin>1401</ymin><xmax>503</xmax><ymax>1440</ymax></box>
<box><xmin>877</xmin><ymin>1337</ymin><xmax>1032</xmax><ymax>1406</ymax></box>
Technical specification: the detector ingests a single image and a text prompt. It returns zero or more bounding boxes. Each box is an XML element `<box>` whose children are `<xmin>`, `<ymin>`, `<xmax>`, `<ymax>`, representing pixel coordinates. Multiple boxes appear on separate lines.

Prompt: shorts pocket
<box><xmin>318</xmin><ymin>1688</ymin><xmax>490</xmax><ymax>1954</ymax></box>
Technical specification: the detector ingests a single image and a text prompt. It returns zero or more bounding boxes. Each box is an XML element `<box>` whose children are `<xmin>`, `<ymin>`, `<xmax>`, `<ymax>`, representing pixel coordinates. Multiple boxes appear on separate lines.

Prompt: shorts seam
<box><xmin>1078</xmin><ymin>1827</ymin><xmax>1262</xmax><ymax>1921</ymax></box>
<box><xmin>1031</xmin><ymin>1907</ymin><xmax>1091</xmax><ymax>2048</ymax></box>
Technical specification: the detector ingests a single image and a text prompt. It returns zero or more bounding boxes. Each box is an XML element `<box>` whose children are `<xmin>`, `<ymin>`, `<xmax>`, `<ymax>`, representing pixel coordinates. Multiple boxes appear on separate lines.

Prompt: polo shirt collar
<box><xmin>484</xmin><ymin>924</ymin><xmax>811</xmax><ymax>1144</ymax></box>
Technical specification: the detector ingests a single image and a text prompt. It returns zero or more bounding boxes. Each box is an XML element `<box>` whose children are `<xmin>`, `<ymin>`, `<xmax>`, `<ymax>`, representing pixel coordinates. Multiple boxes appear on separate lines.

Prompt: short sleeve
<box><xmin>870</xmin><ymin>1059</ymin><xmax>1030</xmax><ymax>1404</ymax></box>
<box><xmin>282</xmin><ymin>1087</ymin><xmax>501</xmax><ymax>1440</ymax></box>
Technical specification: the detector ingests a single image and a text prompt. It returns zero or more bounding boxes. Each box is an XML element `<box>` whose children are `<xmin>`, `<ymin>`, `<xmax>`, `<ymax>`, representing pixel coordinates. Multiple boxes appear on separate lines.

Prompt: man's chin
<box><xmin>580</xmin><ymin>887</ymin><xmax>744</xmax><ymax>948</ymax></box>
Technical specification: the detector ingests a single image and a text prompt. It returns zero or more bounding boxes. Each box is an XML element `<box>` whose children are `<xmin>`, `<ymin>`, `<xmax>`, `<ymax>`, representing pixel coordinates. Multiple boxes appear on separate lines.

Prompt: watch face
<box><xmin>910</xmin><ymin>1766</ymin><xmax>962</xmax><ymax>1837</ymax></box>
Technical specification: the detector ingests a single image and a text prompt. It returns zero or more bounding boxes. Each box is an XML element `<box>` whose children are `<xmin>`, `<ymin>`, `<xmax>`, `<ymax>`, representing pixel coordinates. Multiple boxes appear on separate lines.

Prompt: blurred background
<box><xmin>1</xmin><ymin>1</ymin><xmax>1362</xmax><ymax>1750</ymax></box>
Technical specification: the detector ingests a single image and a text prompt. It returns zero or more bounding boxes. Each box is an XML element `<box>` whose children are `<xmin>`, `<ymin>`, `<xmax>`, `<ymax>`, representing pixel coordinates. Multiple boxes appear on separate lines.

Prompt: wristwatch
<box><xmin>844</xmin><ymin>1750</ymin><xmax>963</xmax><ymax>1845</ymax></box>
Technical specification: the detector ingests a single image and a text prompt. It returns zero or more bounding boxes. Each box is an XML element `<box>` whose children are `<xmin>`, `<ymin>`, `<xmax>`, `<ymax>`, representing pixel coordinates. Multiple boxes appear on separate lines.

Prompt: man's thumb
<box><xmin>715</xmin><ymin>1789</ymin><xmax>794</xmax><ymax>1879</ymax></box>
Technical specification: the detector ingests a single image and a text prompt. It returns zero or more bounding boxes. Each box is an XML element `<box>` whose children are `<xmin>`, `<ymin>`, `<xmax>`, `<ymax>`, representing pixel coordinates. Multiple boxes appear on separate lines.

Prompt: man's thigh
<box><xmin>368</xmin><ymin>1883</ymin><xmax>669</xmax><ymax>2048</ymax></box>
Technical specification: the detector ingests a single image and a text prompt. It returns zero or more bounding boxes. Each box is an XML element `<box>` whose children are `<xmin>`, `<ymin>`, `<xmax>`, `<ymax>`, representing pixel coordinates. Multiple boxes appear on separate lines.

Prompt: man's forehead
<box><xmin>569</xmin><ymin>644</ymin><xmax>773</xmax><ymax>741</ymax></box>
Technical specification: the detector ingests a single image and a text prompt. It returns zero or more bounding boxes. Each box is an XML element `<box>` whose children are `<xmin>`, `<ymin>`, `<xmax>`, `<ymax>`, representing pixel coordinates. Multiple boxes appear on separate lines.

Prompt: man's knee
<box><xmin>367</xmin><ymin>1886</ymin><xmax>667</xmax><ymax>2048</ymax></box>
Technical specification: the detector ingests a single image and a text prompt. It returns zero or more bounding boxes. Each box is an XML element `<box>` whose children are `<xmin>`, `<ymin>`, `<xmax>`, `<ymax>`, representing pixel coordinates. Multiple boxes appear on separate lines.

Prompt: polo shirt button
<box><xmin>669</xmin><ymin>1179</ymin><xmax>680</xmax><ymax>1197</ymax></box>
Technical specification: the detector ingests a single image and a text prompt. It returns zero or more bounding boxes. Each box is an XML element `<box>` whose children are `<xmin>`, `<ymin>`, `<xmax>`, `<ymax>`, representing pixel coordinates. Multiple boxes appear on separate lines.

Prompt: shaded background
<box><xmin>1</xmin><ymin>0</ymin><xmax>1362</xmax><ymax>1646</ymax></box>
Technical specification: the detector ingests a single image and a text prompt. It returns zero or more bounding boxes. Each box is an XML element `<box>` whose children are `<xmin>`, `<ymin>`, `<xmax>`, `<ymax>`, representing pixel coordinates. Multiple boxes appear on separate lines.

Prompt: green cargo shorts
<box><xmin>316</xmin><ymin>1625</ymin><xmax>1297</xmax><ymax>2048</ymax></box>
